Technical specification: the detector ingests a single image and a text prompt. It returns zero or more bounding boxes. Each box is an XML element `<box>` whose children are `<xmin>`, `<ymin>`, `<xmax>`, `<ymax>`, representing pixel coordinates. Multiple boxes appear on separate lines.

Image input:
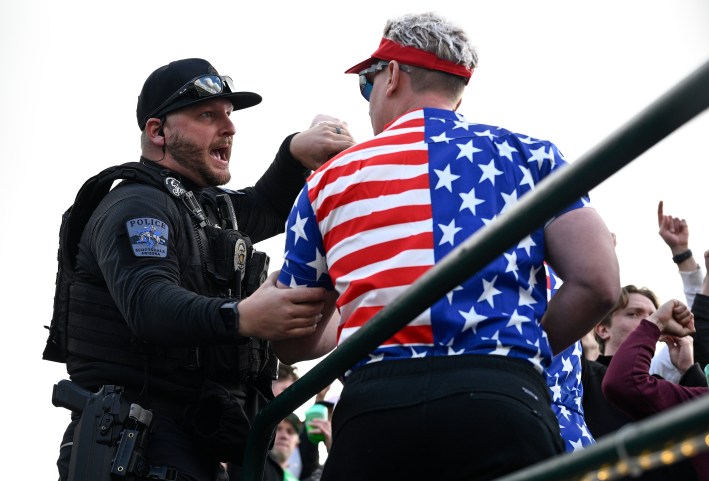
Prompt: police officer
<box><xmin>51</xmin><ymin>58</ymin><xmax>354</xmax><ymax>481</ymax></box>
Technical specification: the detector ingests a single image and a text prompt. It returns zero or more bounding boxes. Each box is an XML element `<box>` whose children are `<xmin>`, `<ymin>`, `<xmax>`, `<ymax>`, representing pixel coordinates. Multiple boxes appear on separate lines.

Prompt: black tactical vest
<box><xmin>43</xmin><ymin>161</ymin><xmax>276</xmax><ymax>389</ymax></box>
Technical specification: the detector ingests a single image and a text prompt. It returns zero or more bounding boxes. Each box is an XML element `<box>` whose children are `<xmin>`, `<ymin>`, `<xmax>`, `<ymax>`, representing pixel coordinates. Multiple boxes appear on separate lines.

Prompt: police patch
<box><xmin>126</xmin><ymin>217</ymin><xmax>169</xmax><ymax>257</ymax></box>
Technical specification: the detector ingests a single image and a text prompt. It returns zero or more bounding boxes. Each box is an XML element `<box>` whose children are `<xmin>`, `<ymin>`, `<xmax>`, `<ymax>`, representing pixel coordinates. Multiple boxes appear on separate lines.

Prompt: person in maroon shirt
<box><xmin>603</xmin><ymin>297</ymin><xmax>709</xmax><ymax>479</ymax></box>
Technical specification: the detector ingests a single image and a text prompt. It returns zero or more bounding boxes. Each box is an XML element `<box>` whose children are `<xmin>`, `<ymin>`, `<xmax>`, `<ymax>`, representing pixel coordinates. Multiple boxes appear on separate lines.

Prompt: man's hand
<box><xmin>289</xmin><ymin>114</ymin><xmax>355</xmax><ymax>170</ymax></box>
<box><xmin>237</xmin><ymin>271</ymin><xmax>327</xmax><ymax>340</ymax></box>
<box><xmin>660</xmin><ymin>334</ymin><xmax>695</xmax><ymax>374</ymax></box>
<box><xmin>307</xmin><ymin>417</ymin><xmax>333</xmax><ymax>452</ymax></box>
<box><xmin>648</xmin><ymin>299</ymin><xmax>695</xmax><ymax>337</ymax></box>
<box><xmin>657</xmin><ymin>200</ymin><xmax>690</xmax><ymax>253</ymax></box>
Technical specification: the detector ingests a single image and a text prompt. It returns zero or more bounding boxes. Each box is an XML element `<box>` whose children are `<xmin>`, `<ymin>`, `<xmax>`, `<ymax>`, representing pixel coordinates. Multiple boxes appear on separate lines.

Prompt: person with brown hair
<box><xmin>582</xmin><ymin>285</ymin><xmax>705</xmax><ymax>480</ymax></box>
<box><xmin>603</xmin><ymin>297</ymin><xmax>709</xmax><ymax>479</ymax></box>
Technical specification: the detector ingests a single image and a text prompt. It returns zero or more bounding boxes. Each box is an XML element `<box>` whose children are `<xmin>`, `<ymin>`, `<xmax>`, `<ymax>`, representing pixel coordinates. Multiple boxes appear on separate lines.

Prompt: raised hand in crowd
<box><xmin>658</xmin><ymin>200</ymin><xmax>700</xmax><ymax>273</ymax></box>
<box><xmin>649</xmin><ymin>299</ymin><xmax>695</xmax><ymax>339</ymax></box>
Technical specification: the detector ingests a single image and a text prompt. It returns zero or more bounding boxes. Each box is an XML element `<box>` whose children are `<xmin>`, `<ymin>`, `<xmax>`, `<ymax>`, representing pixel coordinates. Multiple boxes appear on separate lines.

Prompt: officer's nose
<box><xmin>222</xmin><ymin>116</ymin><xmax>236</xmax><ymax>137</ymax></box>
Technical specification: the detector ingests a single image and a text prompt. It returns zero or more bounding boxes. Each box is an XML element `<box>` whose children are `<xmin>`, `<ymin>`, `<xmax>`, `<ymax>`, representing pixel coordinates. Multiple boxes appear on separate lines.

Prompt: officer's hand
<box><xmin>237</xmin><ymin>272</ymin><xmax>328</xmax><ymax>340</ymax></box>
<box><xmin>289</xmin><ymin>114</ymin><xmax>355</xmax><ymax>171</ymax></box>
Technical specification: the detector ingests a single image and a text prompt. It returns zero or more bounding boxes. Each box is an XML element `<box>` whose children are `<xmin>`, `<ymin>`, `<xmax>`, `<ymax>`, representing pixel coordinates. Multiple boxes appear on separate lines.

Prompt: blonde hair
<box><xmin>383</xmin><ymin>12</ymin><xmax>478</xmax><ymax>99</ymax></box>
<box><xmin>383</xmin><ymin>12</ymin><xmax>478</xmax><ymax>70</ymax></box>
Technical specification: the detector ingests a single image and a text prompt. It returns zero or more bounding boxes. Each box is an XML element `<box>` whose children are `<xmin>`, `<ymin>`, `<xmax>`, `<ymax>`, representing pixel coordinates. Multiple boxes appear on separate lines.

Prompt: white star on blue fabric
<box><xmin>474</xmin><ymin>129</ymin><xmax>496</xmax><ymax>140</ymax></box>
<box><xmin>518</xmin><ymin>165</ymin><xmax>535</xmax><ymax>189</ymax></box>
<box><xmin>500</xmin><ymin>189</ymin><xmax>519</xmax><ymax>214</ymax></box>
<box><xmin>504</xmin><ymin>251</ymin><xmax>519</xmax><ymax>279</ymax></box>
<box><xmin>488</xmin><ymin>331</ymin><xmax>511</xmax><ymax>356</ymax></box>
<box><xmin>446</xmin><ymin>285</ymin><xmax>464</xmax><ymax>304</ymax></box>
<box><xmin>306</xmin><ymin>247</ymin><xmax>327</xmax><ymax>280</ymax></box>
<box><xmin>506</xmin><ymin>309</ymin><xmax>531</xmax><ymax>334</ymax></box>
<box><xmin>481</xmin><ymin>216</ymin><xmax>496</xmax><ymax>227</ymax></box>
<box><xmin>438</xmin><ymin>219</ymin><xmax>462</xmax><ymax>246</ymax></box>
<box><xmin>456</xmin><ymin>140</ymin><xmax>482</xmax><ymax>162</ymax></box>
<box><xmin>459</xmin><ymin>187</ymin><xmax>485</xmax><ymax>215</ymax></box>
<box><xmin>290</xmin><ymin>212</ymin><xmax>309</xmax><ymax>245</ymax></box>
<box><xmin>434</xmin><ymin>164</ymin><xmax>460</xmax><ymax>192</ymax></box>
<box><xmin>517</xmin><ymin>235</ymin><xmax>537</xmax><ymax>256</ymax></box>
<box><xmin>561</xmin><ymin>356</ymin><xmax>573</xmax><ymax>377</ymax></box>
<box><xmin>519</xmin><ymin>136</ymin><xmax>538</xmax><ymax>145</ymax></box>
<box><xmin>409</xmin><ymin>347</ymin><xmax>427</xmax><ymax>358</ymax></box>
<box><xmin>578</xmin><ymin>423</ymin><xmax>593</xmax><ymax>441</ymax></box>
<box><xmin>550</xmin><ymin>376</ymin><xmax>562</xmax><ymax>402</ymax></box>
<box><xmin>569</xmin><ymin>439</ymin><xmax>585</xmax><ymax>452</ymax></box>
<box><xmin>518</xmin><ymin>286</ymin><xmax>537</xmax><ymax>308</ymax></box>
<box><xmin>459</xmin><ymin>305</ymin><xmax>487</xmax><ymax>333</ymax></box>
<box><xmin>478</xmin><ymin>276</ymin><xmax>502</xmax><ymax>307</ymax></box>
<box><xmin>367</xmin><ymin>353</ymin><xmax>384</xmax><ymax>363</ymax></box>
<box><xmin>453</xmin><ymin>120</ymin><xmax>471</xmax><ymax>130</ymax></box>
<box><xmin>496</xmin><ymin>140</ymin><xmax>519</xmax><ymax>161</ymax></box>
<box><xmin>528</xmin><ymin>265</ymin><xmax>542</xmax><ymax>288</ymax></box>
<box><xmin>430</xmin><ymin>132</ymin><xmax>452</xmax><ymax>143</ymax></box>
<box><xmin>478</xmin><ymin>160</ymin><xmax>503</xmax><ymax>185</ymax></box>
<box><xmin>528</xmin><ymin>146</ymin><xmax>550</xmax><ymax>169</ymax></box>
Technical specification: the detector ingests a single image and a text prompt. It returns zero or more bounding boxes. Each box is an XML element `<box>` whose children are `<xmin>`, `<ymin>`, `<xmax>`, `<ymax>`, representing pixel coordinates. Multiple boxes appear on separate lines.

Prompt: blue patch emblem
<box><xmin>126</xmin><ymin>218</ymin><xmax>169</xmax><ymax>258</ymax></box>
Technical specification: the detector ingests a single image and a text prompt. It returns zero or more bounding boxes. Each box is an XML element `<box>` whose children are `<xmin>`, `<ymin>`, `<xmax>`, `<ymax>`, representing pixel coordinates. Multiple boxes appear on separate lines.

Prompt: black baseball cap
<box><xmin>136</xmin><ymin>58</ymin><xmax>262</xmax><ymax>130</ymax></box>
<box><xmin>284</xmin><ymin>413</ymin><xmax>303</xmax><ymax>434</ymax></box>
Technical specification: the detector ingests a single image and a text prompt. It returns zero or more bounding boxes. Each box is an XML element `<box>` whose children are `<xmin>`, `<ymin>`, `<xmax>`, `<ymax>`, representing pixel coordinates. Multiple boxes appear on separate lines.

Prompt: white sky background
<box><xmin>1</xmin><ymin>0</ymin><xmax>708</xmax><ymax>478</ymax></box>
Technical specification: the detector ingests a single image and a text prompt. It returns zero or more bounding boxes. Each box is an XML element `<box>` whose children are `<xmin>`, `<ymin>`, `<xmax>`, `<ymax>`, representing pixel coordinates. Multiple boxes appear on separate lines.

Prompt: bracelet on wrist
<box><xmin>672</xmin><ymin>249</ymin><xmax>693</xmax><ymax>264</ymax></box>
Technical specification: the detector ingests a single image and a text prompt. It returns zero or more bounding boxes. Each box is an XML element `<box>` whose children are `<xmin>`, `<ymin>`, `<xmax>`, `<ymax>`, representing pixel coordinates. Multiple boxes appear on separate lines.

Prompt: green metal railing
<box><xmin>241</xmin><ymin>57</ymin><xmax>709</xmax><ymax>481</ymax></box>
<box><xmin>492</xmin><ymin>393</ymin><xmax>709</xmax><ymax>481</ymax></box>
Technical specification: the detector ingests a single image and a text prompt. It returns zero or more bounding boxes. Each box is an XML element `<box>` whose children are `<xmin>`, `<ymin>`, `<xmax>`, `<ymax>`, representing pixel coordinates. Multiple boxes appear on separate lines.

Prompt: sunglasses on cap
<box><xmin>358</xmin><ymin>61</ymin><xmax>412</xmax><ymax>101</ymax></box>
<box><xmin>148</xmin><ymin>74</ymin><xmax>236</xmax><ymax>120</ymax></box>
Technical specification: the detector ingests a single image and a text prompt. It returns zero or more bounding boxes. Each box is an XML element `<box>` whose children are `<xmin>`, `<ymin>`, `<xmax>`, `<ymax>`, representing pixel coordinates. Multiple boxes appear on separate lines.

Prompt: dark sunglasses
<box><xmin>358</xmin><ymin>61</ymin><xmax>412</xmax><ymax>101</ymax></box>
<box><xmin>148</xmin><ymin>74</ymin><xmax>235</xmax><ymax>120</ymax></box>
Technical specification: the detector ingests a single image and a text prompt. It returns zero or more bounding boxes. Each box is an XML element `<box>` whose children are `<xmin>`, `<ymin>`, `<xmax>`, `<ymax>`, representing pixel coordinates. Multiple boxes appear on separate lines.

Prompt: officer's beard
<box><xmin>166</xmin><ymin>131</ymin><xmax>232</xmax><ymax>187</ymax></box>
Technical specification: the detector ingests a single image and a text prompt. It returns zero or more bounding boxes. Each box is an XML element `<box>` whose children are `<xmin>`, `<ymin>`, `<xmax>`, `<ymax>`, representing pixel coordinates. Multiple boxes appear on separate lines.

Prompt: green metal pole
<box><xmin>491</xmin><ymin>393</ymin><xmax>709</xmax><ymax>481</ymax></box>
<box><xmin>240</xmin><ymin>57</ymin><xmax>709</xmax><ymax>481</ymax></box>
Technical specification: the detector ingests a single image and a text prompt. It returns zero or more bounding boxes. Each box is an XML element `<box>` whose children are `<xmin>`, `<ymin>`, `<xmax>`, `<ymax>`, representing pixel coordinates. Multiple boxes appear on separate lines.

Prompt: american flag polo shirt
<box><xmin>546</xmin><ymin>266</ymin><xmax>595</xmax><ymax>452</ymax></box>
<box><xmin>279</xmin><ymin>107</ymin><xmax>589</xmax><ymax>376</ymax></box>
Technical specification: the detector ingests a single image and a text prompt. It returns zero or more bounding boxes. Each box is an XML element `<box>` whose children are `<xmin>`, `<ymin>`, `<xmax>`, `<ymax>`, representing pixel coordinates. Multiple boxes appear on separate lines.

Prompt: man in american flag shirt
<box><xmin>272</xmin><ymin>12</ymin><xmax>619</xmax><ymax>481</ymax></box>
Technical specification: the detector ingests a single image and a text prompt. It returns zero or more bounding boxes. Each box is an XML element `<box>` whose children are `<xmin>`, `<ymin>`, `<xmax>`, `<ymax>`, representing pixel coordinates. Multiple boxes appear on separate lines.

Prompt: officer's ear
<box><xmin>145</xmin><ymin>117</ymin><xmax>166</xmax><ymax>147</ymax></box>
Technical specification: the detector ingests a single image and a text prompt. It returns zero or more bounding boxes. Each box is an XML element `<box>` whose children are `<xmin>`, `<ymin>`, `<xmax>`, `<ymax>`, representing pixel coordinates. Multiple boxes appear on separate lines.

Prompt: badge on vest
<box><xmin>126</xmin><ymin>217</ymin><xmax>169</xmax><ymax>257</ymax></box>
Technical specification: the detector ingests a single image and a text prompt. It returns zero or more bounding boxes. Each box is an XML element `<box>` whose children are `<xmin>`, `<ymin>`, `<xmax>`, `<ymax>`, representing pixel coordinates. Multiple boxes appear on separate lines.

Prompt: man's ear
<box><xmin>145</xmin><ymin>118</ymin><xmax>165</xmax><ymax>147</ymax></box>
<box><xmin>594</xmin><ymin>323</ymin><xmax>610</xmax><ymax>341</ymax></box>
<box><xmin>385</xmin><ymin>61</ymin><xmax>402</xmax><ymax>97</ymax></box>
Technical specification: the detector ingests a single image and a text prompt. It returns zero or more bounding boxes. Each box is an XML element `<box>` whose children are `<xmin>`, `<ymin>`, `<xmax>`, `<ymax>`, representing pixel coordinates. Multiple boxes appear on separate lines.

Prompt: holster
<box><xmin>53</xmin><ymin>381</ymin><xmax>174</xmax><ymax>481</ymax></box>
<box><xmin>63</xmin><ymin>384</ymin><xmax>131</xmax><ymax>481</ymax></box>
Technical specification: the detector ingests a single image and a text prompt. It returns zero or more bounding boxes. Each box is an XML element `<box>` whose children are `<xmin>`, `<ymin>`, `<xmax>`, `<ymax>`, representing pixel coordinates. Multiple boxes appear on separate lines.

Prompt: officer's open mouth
<box><xmin>211</xmin><ymin>147</ymin><xmax>229</xmax><ymax>162</ymax></box>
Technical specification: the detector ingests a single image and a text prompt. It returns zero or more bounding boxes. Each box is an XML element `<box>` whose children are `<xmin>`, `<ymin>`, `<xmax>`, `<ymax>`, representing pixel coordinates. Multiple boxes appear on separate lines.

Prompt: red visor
<box><xmin>345</xmin><ymin>38</ymin><xmax>473</xmax><ymax>84</ymax></box>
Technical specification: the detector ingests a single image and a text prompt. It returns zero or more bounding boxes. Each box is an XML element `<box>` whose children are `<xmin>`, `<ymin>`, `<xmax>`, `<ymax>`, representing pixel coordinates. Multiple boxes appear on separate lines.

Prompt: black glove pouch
<box><xmin>184</xmin><ymin>380</ymin><xmax>251</xmax><ymax>463</ymax></box>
